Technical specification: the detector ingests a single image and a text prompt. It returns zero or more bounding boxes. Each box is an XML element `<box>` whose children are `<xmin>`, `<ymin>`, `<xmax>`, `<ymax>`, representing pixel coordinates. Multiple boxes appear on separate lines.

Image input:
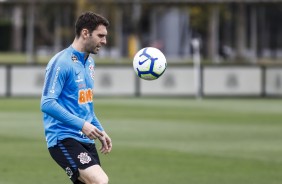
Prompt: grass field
<box><xmin>1</xmin><ymin>98</ymin><xmax>282</xmax><ymax>184</ymax></box>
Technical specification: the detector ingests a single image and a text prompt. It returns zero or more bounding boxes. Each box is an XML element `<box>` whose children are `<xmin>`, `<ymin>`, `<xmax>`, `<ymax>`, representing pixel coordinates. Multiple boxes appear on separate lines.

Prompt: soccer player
<box><xmin>41</xmin><ymin>12</ymin><xmax>112</xmax><ymax>184</ymax></box>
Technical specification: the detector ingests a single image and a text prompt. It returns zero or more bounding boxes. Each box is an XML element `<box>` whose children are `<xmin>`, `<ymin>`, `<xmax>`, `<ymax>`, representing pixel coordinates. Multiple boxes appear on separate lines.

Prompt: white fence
<box><xmin>1</xmin><ymin>65</ymin><xmax>282</xmax><ymax>97</ymax></box>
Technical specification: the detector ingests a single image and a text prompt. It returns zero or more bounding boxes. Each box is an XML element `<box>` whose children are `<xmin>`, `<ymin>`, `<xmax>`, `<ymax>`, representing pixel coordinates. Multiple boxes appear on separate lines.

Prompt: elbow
<box><xmin>40</xmin><ymin>101</ymin><xmax>48</xmax><ymax>113</ymax></box>
<box><xmin>40</xmin><ymin>98</ymin><xmax>55</xmax><ymax>113</ymax></box>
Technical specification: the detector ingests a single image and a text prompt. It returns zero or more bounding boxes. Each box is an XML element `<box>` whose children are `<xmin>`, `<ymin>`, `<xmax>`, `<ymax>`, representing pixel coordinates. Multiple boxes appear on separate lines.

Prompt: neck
<box><xmin>72</xmin><ymin>38</ymin><xmax>84</xmax><ymax>52</ymax></box>
<box><xmin>72</xmin><ymin>38</ymin><xmax>89</xmax><ymax>61</ymax></box>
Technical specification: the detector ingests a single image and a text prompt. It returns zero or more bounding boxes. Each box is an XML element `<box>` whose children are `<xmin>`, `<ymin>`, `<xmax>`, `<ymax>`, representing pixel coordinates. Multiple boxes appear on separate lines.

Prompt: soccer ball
<box><xmin>133</xmin><ymin>47</ymin><xmax>167</xmax><ymax>80</ymax></box>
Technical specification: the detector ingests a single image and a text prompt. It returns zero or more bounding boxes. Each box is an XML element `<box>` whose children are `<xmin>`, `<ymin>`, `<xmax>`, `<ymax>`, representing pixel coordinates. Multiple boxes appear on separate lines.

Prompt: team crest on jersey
<box><xmin>71</xmin><ymin>55</ymin><xmax>78</xmax><ymax>63</ymax></box>
<box><xmin>77</xmin><ymin>152</ymin><xmax>91</xmax><ymax>164</ymax></box>
<box><xmin>89</xmin><ymin>64</ymin><xmax>95</xmax><ymax>80</ymax></box>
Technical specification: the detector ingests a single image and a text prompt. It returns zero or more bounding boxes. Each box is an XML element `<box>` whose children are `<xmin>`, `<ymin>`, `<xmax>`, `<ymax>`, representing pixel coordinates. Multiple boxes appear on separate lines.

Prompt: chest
<box><xmin>69</xmin><ymin>63</ymin><xmax>95</xmax><ymax>91</ymax></box>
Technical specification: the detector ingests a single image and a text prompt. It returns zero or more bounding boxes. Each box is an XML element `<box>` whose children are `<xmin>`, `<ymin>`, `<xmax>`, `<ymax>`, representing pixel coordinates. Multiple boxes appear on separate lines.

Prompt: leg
<box><xmin>49</xmin><ymin>139</ymin><xmax>106</xmax><ymax>184</ymax></box>
<box><xmin>78</xmin><ymin>165</ymin><xmax>109</xmax><ymax>184</ymax></box>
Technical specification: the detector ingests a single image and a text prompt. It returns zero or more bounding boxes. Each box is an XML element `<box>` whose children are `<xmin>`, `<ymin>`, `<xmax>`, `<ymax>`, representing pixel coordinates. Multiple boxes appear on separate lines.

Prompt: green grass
<box><xmin>1</xmin><ymin>98</ymin><xmax>282</xmax><ymax>184</ymax></box>
<box><xmin>0</xmin><ymin>52</ymin><xmax>52</xmax><ymax>64</ymax></box>
<box><xmin>0</xmin><ymin>52</ymin><xmax>192</xmax><ymax>65</ymax></box>
<box><xmin>0</xmin><ymin>52</ymin><xmax>133</xmax><ymax>65</ymax></box>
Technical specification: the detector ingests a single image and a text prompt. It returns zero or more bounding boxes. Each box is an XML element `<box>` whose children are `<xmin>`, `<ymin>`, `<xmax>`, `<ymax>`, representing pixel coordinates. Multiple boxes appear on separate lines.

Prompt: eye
<box><xmin>98</xmin><ymin>34</ymin><xmax>106</xmax><ymax>38</ymax></box>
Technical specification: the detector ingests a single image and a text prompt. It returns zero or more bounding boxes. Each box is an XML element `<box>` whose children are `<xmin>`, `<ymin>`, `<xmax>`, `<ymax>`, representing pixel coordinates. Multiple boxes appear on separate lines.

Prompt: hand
<box><xmin>98</xmin><ymin>131</ymin><xmax>112</xmax><ymax>154</ymax></box>
<box><xmin>82</xmin><ymin>121</ymin><xmax>104</xmax><ymax>140</ymax></box>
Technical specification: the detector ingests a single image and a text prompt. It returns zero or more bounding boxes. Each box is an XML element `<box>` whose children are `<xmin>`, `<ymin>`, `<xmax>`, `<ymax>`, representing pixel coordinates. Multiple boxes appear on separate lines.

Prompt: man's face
<box><xmin>85</xmin><ymin>25</ymin><xmax>107</xmax><ymax>54</ymax></box>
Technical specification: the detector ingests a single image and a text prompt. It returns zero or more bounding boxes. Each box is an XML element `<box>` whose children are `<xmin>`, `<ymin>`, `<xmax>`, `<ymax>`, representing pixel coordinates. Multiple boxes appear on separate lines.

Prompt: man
<box><xmin>41</xmin><ymin>12</ymin><xmax>112</xmax><ymax>184</ymax></box>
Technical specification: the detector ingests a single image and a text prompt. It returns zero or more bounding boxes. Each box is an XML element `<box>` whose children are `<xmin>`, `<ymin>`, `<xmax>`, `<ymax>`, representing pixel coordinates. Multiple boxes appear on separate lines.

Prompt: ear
<box><xmin>81</xmin><ymin>29</ymin><xmax>89</xmax><ymax>39</ymax></box>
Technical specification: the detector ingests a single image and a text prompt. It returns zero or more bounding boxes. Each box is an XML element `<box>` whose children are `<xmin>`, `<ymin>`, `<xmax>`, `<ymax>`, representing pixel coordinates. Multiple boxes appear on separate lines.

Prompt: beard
<box><xmin>89</xmin><ymin>45</ymin><xmax>101</xmax><ymax>55</ymax></box>
<box><xmin>85</xmin><ymin>40</ymin><xmax>101</xmax><ymax>54</ymax></box>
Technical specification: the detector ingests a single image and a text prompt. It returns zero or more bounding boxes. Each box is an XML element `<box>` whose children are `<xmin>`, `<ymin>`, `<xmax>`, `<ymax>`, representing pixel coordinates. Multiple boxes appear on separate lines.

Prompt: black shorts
<box><xmin>48</xmin><ymin>138</ymin><xmax>101</xmax><ymax>184</ymax></box>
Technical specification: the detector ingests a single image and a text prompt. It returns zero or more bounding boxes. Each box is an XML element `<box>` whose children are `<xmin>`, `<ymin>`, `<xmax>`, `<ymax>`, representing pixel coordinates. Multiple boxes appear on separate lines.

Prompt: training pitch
<box><xmin>0</xmin><ymin>98</ymin><xmax>282</xmax><ymax>184</ymax></box>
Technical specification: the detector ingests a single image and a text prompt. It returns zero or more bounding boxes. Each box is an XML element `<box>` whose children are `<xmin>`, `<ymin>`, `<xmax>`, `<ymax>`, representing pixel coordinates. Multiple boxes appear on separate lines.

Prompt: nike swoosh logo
<box><xmin>75</xmin><ymin>69</ymin><xmax>81</xmax><ymax>75</ymax></box>
<box><xmin>138</xmin><ymin>58</ymin><xmax>149</xmax><ymax>65</ymax></box>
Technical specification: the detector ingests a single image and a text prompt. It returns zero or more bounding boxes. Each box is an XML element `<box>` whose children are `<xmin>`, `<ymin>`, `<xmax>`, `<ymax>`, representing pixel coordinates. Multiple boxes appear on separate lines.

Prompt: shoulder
<box><xmin>47</xmin><ymin>48</ymin><xmax>73</xmax><ymax>70</ymax></box>
<box><xmin>54</xmin><ymin>48</ymin><xmax>73</xmax><ymax>64</ymax></box>
<box><xmin>44</xmin><ymin>50</ymin><xmax>76</xmax><ymax>79</ymax></box>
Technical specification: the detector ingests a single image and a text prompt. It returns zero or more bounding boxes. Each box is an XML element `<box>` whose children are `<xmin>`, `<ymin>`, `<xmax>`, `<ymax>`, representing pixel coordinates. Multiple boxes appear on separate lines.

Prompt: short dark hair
<box><xmin>75</xmin><ymin>11</ymin><xmax>109</xmax><ymax>37</ymax></box>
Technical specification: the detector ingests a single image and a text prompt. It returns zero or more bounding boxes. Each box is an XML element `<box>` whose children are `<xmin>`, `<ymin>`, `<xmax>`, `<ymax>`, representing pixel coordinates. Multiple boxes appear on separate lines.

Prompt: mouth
<box><xmin>91</xmin><ymin>45</ymin><xmax>102</xmax><ymax>54</ymax></box>
<box><xmin>96</xmin><ymin>46</ymin><xmax>101</xmax><ymax>51</ymax></box>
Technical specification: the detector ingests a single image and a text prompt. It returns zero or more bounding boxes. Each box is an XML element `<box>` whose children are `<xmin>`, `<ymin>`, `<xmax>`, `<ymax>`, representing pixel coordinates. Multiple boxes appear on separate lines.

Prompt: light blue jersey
<box><xmin>41</xmin><ymin>46</ymin><xmax>104</xmax><ymax>148</ymax></box>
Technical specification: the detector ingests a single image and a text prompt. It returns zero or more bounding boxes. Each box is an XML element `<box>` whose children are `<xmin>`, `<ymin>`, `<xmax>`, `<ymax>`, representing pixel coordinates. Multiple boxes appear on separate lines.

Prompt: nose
<box><xmin>101</xmin><ymin>37</ymin><xmax>107</xmax><ymax>45</ymax></box>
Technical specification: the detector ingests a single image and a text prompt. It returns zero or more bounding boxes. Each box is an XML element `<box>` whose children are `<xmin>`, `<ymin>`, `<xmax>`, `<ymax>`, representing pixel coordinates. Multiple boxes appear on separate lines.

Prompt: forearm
<box><xmin>41</xmin><ymin>98</ymin><xmax>85</xmax><ymax>130</ymax></box>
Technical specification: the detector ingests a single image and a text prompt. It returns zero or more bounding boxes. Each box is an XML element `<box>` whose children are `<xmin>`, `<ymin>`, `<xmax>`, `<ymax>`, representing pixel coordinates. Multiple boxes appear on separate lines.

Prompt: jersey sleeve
<box><xmin>41</xmin><ymin>99</ymin><xmax>85</xmax><ymax>130</ymax></box>
<box><xmin>41</xmin><ymin>60</ymin><xmax>85</xmax><ymax>130</ymax></box>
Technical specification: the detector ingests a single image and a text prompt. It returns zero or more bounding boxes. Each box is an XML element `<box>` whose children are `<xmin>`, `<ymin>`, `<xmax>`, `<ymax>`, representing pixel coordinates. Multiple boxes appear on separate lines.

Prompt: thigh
<box><xmin>48</xmin><ymin>138</ymin><xmax>100</xmax><ymax>183</ymax></box>
<box><xmin>81</xmin><ymin>141</ymin><xmax>101</xmax><ymax>166</ymax></box>
<box><xmin>78</xmin><ymin>165</ymin><xmax>108</xmax><ymax>184</ymax></box>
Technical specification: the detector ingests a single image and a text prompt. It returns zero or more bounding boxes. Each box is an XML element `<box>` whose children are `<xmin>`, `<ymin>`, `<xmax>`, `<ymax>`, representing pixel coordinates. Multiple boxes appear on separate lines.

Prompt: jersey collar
<box><xmin>68</xmin><ymin>45</ymin><xmax>89</xmax><ymax>65</ymax></box>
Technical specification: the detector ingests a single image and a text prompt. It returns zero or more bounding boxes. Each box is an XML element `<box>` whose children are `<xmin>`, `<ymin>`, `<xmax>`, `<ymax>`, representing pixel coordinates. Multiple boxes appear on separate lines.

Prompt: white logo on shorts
<box><xmin>78</xmin><ymin>152</ymin><xmax>91</xmax><ymax>164</ymax></box>
<box><xmin>65</xmin><ymin>167</ymin><xmax>73</xmax><ymax>178</ymax></box>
